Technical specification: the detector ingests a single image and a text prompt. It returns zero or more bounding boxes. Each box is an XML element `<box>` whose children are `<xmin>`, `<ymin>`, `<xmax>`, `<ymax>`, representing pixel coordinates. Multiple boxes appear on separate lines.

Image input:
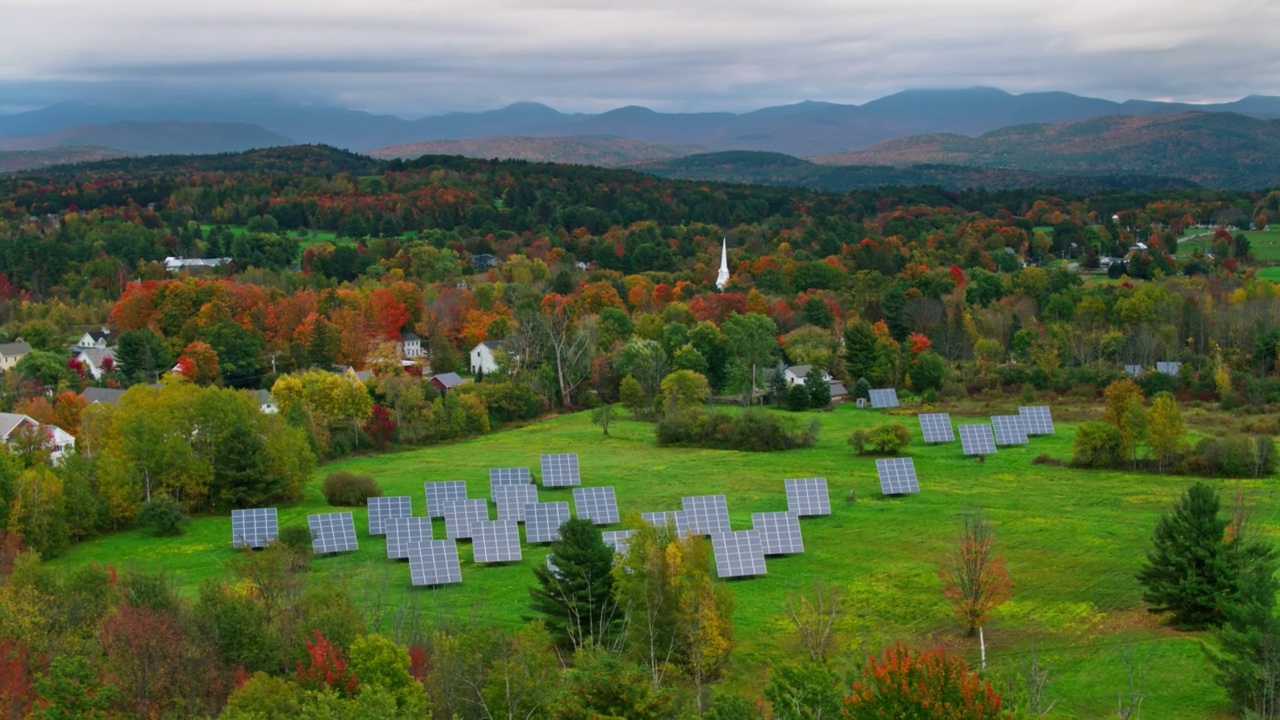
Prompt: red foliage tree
<box><xmin>296</xmin><ymin>630</ymin><xmax>357</xmax><ymax>696</ymax></box>
<box><xmin>99</xmin><ymin>605</ymin><xmax>187</xmax><ymax>718</ymax></box>
<box><xmin>407</xmin><ymin>644</ymin><xmax>431</xmax><ymax>689</ymax></box>
<box><xmin>0</xmin><ymin>638</ymin><xmax>37</xmax><ymax>719</ymax></box>
<box><xmin>362</xmin><ymin>404</ymin><xmax>397</xmax><ymax>450</ymax></box>
<box><xmin>844</xmin><ymin>643</ymin><xmax>1008</xmax><ymax>720</ymax></box>
<box><xmin>368</xmin><ymin>287</ymin><xmax>410</xmax><ymax>340</ymax></box>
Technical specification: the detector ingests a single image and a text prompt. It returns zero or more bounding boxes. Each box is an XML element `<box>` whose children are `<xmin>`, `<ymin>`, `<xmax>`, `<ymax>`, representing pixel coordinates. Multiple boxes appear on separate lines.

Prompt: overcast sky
<box><xmin>1</xmin><ymin>0</ymin><xmax>1277</xmax><ymax>116</ymax></box>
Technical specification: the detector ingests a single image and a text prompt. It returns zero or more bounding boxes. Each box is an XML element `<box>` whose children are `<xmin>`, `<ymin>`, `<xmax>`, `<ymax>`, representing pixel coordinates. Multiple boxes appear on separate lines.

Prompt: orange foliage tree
<box><xmin>939</xmin><ymin>508</ymin><xmax>1012</xmax><ymax>670</ymax></box>
<box><xmin>845</xmin><ymin>643</ymin><xmax>1008</xmax><ymax>720</ymax></box>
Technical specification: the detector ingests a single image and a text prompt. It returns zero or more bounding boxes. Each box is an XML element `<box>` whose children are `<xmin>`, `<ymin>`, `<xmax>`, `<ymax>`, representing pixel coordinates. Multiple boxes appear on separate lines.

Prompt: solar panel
<box><xmin>875</xmin><ymin>457</ymin><xmax>920</xmax><ymax>495</ymax></box>
<box><xmin>958</xmin><ymin>424</ymin><xmax>997</xmax><ymax>456</ymax></box>
<box><xmin>751</xmin><ymin>511</ymin><xmax>804</xmax><ymax>555</ymax></box>
<box><xmin>471</xmin><ymin>519</ymin><xmax>522</xmax><ymax>563</ymax></box>
<box><xmin>424</xmin><ymin>481</ymin><xmax>468</xmax><ymax>518</ymax></box>
<box><xmin>602</xmin><ymin>529</ymin><xmax>637</xmax><ymax>555</ymax></box>
<box><xmin>525</xmin><ymin>502</ymin><xmax>571</xmax><ymax>543</ymax></box>
<box><xmin>918</xmin><ymin>413</ymin><xmax>955</xmax><ymax>443</ymax></box>
<box><xmin>407</xmin><ymin>540</ymin><xmax>462</xmax><ymax>586</ymax></box>
<box><xmin>991</xmin><ymin>415</ymin><xmax>1029</xmax><ymax>446</ymax></box>
<box><xmin>307</xmin><ymin>512</ymin><xmax>358</xmax><ymax>553</ymax></box>
<box><xmin>489</xmin><ymin>467</ymin><xmax>532</xmax><ymax>489</ymax></box>
<box><xmin>681</xmin><ymin>495</ymin><xmax>732</xmax><ymax>536</ymax></box>
<box><xmin>231</xmin><ymin>508</ymin><xmax>278</xmax><ymax>549</ymax></box>
<box><xmin>1157</xmin><ymin>361</ymin><xmax>1181</xmax><ymax>376</ymax></box>
<box><xmin>386</xmin><ymin>517</ymin><xmax>434</xmax><ymax>559</ymax></box>
<box><xmin>642</xmin><ymin>510</ymin><xmax>693</xmax><ymax>535</ymax></box>
<box><xmin>572</xmin><ymin>486</ymin><xmax>619</xmax><ymax>525</ymax></box>
<box><xmin>443</xmin><ymin>499</ymin><xmax>489</xmax><ymax>540</ymax></box>
<box><xmin>493</xmin><ymin>484</ymin><xmax>538</xmax><ymax>522</ymax></box>
<box><xmin>1124</xmin><ymin>364</ymin><xmax>1142</xmax><ymax>378</ymax></box>
<box><xmin>869</xmin><ymin>388</ymin><xmax>899</xmax><ymax>409</ymax></box>
<box><xmin>539</xmin><ymin>453</ymin><xmax>582</xmax><ymax>487</ymax></box>
<box><xmin>711</xmin><ymin>530</ymin><xmax>767</xmax><ymax>578</ymax></box>
<box><xmin>366</xmin><ymin>496</ymin><xmax>413</xmax><ymax>535</ymax></box>
<box><xmin>783</xmin><ymin>478</ymin><xmax>831</xmax><ymax>517</ymax></box>
<box><xmin>1018</xmin><ymin>406</ymin><xmax>1055</xmax><ymax>436</ymax></box>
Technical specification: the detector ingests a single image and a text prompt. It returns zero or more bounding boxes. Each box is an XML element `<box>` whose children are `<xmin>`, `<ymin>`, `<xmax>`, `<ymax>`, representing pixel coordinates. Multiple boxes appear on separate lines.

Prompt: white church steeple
<box><xmin>716</xmin><ymin>238</ymin><xmax>730</xmax><ymax>290</ymax></box>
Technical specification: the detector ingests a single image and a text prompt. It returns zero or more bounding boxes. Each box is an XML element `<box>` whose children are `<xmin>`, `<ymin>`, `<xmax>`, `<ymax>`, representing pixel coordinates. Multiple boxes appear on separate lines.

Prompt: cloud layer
<box><xmin>2</xmin><ymin>0</ymin><xmax>1277</xmax><ymax>115</ymax></box>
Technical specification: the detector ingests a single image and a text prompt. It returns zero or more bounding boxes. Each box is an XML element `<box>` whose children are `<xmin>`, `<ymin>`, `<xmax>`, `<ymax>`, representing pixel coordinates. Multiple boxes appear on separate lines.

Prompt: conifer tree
<box><xmin>1136</xmin><ymin>482</ymin><xmax>1235</xmax><ymax>628</ymax></box>
<box><xmin>528</xmin><ymin>518</ymin><xmax>619</xmax><ymax>650</ymax></box>
<box><xmin>804</xmin><ymin>368</ymin><xmax>831</xmax><ymax>408</ymax></box>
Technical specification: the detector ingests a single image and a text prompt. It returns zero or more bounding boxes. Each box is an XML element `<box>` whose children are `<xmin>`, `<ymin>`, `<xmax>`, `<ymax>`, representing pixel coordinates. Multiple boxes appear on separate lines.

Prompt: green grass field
<box><xmin>1178</xmin><ymin>228</ymin><xmax>1280</xmax><ymax>261</ymax></box>
<box><xmin>199</xmin><ymin>224</ymin><xmax>359</xmax><ymax>249</ymax></box>
<box><xmin>52</xmin><ymin>404</ymin><xmax>1274</xmax><ymax>718</ymax></box>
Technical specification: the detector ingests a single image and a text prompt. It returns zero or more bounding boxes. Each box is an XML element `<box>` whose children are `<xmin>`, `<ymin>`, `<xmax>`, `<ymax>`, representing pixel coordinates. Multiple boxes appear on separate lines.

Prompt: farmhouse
<box><xmin>470</xmin><ymin>340</ymin><xmax>507</xmax><ymax>375</ymax></box>
<box><xmin>71</xmin><ymin>346</ymin><xmax>117</xmax><ymax>380</ymax></box>
<box><xmin>164</xmin><ymin>256</ymin><xmax>232</xmax><ymax>272</ymax></box>
<box><xmin>0</xmin><ymin>412</ymin><xmax>75</xmax><ymax>464</ymax></box>
<box><xmin>0</xmin><ymin>339</ymin><xmax>32</xmax><ymax>371</ymax></box>
<box><xmin>400</xmin><ymin>332</ymin><xmax>423</xmax><ymax>359</ymax></box>
<box><xmin>73</xmin><ymin>328</ymin><xmax>112</xmax><ymax>350</ymax></box>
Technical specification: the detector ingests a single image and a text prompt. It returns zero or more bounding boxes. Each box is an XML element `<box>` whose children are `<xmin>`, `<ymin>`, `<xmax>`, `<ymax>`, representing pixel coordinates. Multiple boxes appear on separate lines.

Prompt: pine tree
<box><xmin>528</xmin><ymin>518</ymin><xmax>619</xmax><ymax>650</ymax></box>
<box><xmin>843</xmin><ymin>322</ymin><xmax>878</xmax><ymax>381</ymax></box>
<box><xmin>1136</xmin><ymin>482</ymin><xmax>1236</xmax><ymax>629</ymax></box>
<box><xmin>804</xmin><ymin>368</ymin><xmax>831</xmax><ymax>408</ymax></box>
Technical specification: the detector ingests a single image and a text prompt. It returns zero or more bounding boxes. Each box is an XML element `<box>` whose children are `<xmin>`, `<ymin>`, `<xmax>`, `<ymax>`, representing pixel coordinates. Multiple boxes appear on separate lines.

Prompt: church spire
<box><xmin>716</xmin><ymin>238</ymin><xmax>729</xmax><ymax>290</ymax></box>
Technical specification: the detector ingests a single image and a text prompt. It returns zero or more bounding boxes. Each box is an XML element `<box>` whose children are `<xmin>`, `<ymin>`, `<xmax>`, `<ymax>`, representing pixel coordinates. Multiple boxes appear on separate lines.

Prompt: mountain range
<box><xmin>2</xmin><ymin>87</ymin><xmax>1279</xmax><ymax>189</ymax></box>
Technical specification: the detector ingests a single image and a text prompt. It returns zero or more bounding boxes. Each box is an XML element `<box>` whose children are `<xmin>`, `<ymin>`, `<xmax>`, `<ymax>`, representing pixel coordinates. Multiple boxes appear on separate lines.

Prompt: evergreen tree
<box><xmin>1136</xmin><ymin>482</ymin><xmax>1236</xmax><ymax>629</ymax></box>
<box><xmin>843</xmin><ymin>322</ymin><xmax>878</xmax><ymax>381</ymax></box>
<box><xmin>787</xmin><ymin>383</ymin><xmax>810</xmax><ymax>412</ymax></box>
<box><xmin>804</xmin><ymin>368</ymin><xmax>831</xmax><ymax>408</ymax></box>
<box><xmin>768</xmin><ymin>366</ymin><xmax>789</xmax><ymax>407</ymax></box>
<box><xmin>853</xmin><ymin>377</ymin><xmax>872</xmax><ymax>402</ymax></box>
<box><xmin>528</xmin><ymin>518</ymin><xmax>619</xmax><ymax>650</ymax></box>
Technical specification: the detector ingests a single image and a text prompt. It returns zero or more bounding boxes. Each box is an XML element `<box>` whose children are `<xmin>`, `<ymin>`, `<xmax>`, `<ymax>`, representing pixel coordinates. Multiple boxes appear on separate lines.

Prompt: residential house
<box><xmin>72</xmin><ymin>346</ymin><xmax>117</xmax><ymax>380</ymax></box>
<box><xmin>471</xmin><ymin>253</ymin><xmax>498</xmax><ymax>270</ymax></box>
<box><xmin>254</xmin><ymin>389</ymin><xmax>279</xmax><ymax>414</ymax></box>
<box><xmin>164</xmin><ymin>256</ymin><xmax>232</xmax><ymax>272</ymax></box>
<box><xmin>0</xmin><ymin>339</ymin><xmax>32</xmax><ymax>372</ymax></box>
<box><xmin>73</xmin><ymin>328</ymin><xmax>112</xmax><ymax>350</ymax></box>
<box><xmin>469</xmin><ymin>340</ymin><xmax>507</xmax><ymax>375</ymax></box>
<box><xmin>0</xmin><ymin>412</ymin><xmax>74</xmax><ymax>464</ymax></box>
<box><xmin>81</xmin><ymin>387</ymin><xmax>126</xmax><ymax>406</ymax></box>
<box><xmin>331</xmin><ymin>365</ymin><xmax>376</xmax><ymax>384</ymax></box>
<box><xmin>428</xmin><ymin>372</ymin><xmax>465</xmax><ymax>393</ymax></box>
<box><xmin>783</xmin><ymin>364</ymin><xmax>831</xmax><ymax>386</ymax></box>
<box><xmin>400</xmin><ymin>332</ymin><xmax>423</xmax><ymax>359</ymax></box>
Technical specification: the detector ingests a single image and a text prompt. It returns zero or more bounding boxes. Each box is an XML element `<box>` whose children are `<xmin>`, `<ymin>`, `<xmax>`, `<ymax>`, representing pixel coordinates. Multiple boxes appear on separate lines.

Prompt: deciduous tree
<box><xmin>844</xmin><ymin>643</ymin><xmax>1007</xmax><ymax>720</ymax></box>
<box><xmin>939</xmin><ymin>508</ymin><xmax>1011</xmax><ymax>669</ymax></box>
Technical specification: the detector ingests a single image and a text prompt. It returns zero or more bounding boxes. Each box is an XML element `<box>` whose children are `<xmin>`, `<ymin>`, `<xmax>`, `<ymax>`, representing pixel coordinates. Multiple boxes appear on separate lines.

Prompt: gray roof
<box><xmin>353</xmin><ymin>370</ymin><xmax>375</xmax><ymax>382</ymax></box>
<box><xmin>73</xmin><ymin>347</ymin><xmax>116</xmax><ymax>367</ymax></box>
<box><xmin>0</xmin><ymin>340</ymin><xmax>32</xmax><ymax>357</ymax></box>
<box><xmin>402</xmin><ymin>332</ymin><xmax>421</xmax><ymax>342</ymax></box>
<box><xmin>787</xmin><ymin>364</ymin><xmax>813</xmax><ymax>378</ymax></box>
<box><xmin>254</xmin><ymin>389</ymin><xmax>273</xmax><ymax>404</ymax></box>
<box><xmin>430</xmin><ymin>372</ymin><xmax>465</xmax><ymax>389</ymax></box>
<box><xmin>829</xmin><ymin>382</ymin><xmax>848</xmax><ymax>397</ymax></box>
<box><xmin>81</xmin><ymin>387</ymin><xmax>126</xmax><ymax>405</ymax></box>
<box><xmin>480</xmin><ymin>339</ymin><xmax>506</xmax><ymax>350</ymax></box>
<box><xmin>0</xmin><ymin>412</ymin><xmax>37</xmax><ymax>440</ymax></box>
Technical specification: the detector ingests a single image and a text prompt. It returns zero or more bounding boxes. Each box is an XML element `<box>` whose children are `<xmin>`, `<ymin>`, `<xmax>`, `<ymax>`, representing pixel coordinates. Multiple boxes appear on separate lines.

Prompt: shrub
<box><xmin>786</xmin><ymin>383</ymin><xmax>810</xmax><ymax>411</ymax></box>
<box><xmin>848</xmin><ymin>424</ymin><xmax>912</xmax><ymax>455</ymax></box>
<box><xmin>845</xmin><ymin>642</ymin><xmax>1006</xmax><ymax>719</ymax></box>
<box><xmin>1031</xmin><ymin>453</ymin><xmax>1063</xmax><ymax>466</ymax></box>
<box><xmin>1071</xmin><ymin>421</ymin><xmax>1123</xmax><ymax>468</ymax></box>
<box><xmin>322</xmin><ymin>471</ymin><xmax>383</xmax><ymax>506</ymax></box>
<box><xmin>461</xmin><ymin>380</ymin><xmax>545</xmax><ymax>424</ymax></box>
<box><xmin>137</xmin><ymin>498</ymin><xmax>189</xmax><ymax>537</ymax></box>
<box><xmin>278</xmin><ymin>525</ymin><xmax>313</xmax><ymax>552</ymax></box>
<box><xmin>1190</xmin><ymin>435</ymin><xmax>1276</xmax><ymax>478</ymax></box>
<box><xmin>656</xmin><ymin>408</ymin><xmax>818</xmax><ymax>452</ymax></box>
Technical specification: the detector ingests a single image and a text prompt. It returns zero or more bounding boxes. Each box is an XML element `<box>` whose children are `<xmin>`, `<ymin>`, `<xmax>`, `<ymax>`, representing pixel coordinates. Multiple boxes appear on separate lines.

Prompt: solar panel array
<box><xmin>991</xmin><ymin>415</ymin><xmax>1029</xmax><ymax>446</ymax></box>
<box><xmin>1157</xmin><ymin>361</ymin><xmax>1182</xmax><ymax>375</ymax></box>
<box><xmin>525</xmin><ymin>502</ymin><xmax>571</xmax><ymax>543</ymax></box>
<box><xmin>918</xmin><ymin>413</ymin><xmax>955</xmax><ymax>443</ymax></box>
<box><xmin>308</xmin><ymin>512</ymin><xmax>358</xmax><ymax>553</ymax></box>
<box><xmin>231</xmin><ymin>508</ymin><xmax>278</xmax><ymax>549</ymax></box>
<box><xmin>868</xmin><ymin>388</ymin><xmax>899</xmax><ymax>409</ymax></box>
<box><xmin>539</xmin><ymin>453</ymin><xmax>582</xmax><ymax>487</ymax></box>
<box><xmin>471</xmin><ymin>520</ymin><xmax>522</xmax><ymax>563</ymax></box>
<box><xmin>493</xmin><ymin>484</ymin><xmax>538</xmax><ymax>522</ymax></box>
<box><xmin>408</xmin><ymin>540</ymin><xmax>462</xmax><ymax>586</ymax></box>
<box><xmin>424</xmin><ymin>481</ymin><xmax>468</xmax><ymax>518</ymax></box>
<box><xmin>1019</xmin><ymin>406</ymin><xmax>1055</xmax><ymax>436</ymax></box>
<box><xmin>875</xmin><ymin>457</ymin><xmax>920</xmax><ymax>495</ymax></box>
<box><xmin>602</xmin><ymin>529</ymin><xmax>637</xmax><ymax>556</ymax></box>
<box><xmin>367</xmin><ymin>496</ymin><xmax>413</xmax><ymax>535</ymax></box>
<box><xmin>711</xmin><ymin>531</ymin><xmax>768</xmax><ymax>578</ymax></box>
<box><xmin>1124</xmin><ymin>364</ymin><xmax>1142</xmax><ymax>378</ymax></box>
<box><xmin>682</xmin><ymin>495</ymin><xmax>732</xmax><ymax>536</ymax></box>
<box><xmin>958</xmin><ymin>424</ymin><xmax>997</xmax><ymax>456</ymax></box>
<box><xmin>751</xmin><ymin>511</ymin><xmax>804</xmax><ymax>555</ymax></box>
<box><xmin>443</xmin><ymin>499</ymin><xmax>489</xmax><ymax>540</ymax></box>
<box><xmin>572</xmin><ymin>486</ymin><xmax>620</xmax><ymax>525</ymax></box>
<box><xmin>783</xmin><ymin>478</ymin><xmax>831</xmax><ymax>517</ymax></box>
<box><xmin>386</xmin><ymin>516</ymin><xmax>434</xmax><ymax>559</ymax></box>
<box><xmin>642</xmin><ymin>510</ymin><xmax>692</xmax><ymax>535</ymax></box>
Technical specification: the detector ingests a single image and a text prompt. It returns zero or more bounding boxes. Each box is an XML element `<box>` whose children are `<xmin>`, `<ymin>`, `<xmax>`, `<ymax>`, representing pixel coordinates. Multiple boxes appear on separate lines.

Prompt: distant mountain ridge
<box><xmin>0</xmin><ymin>121</ymin><xmax>294</xmax><ymax>155</ymax></box>
<box><xmin>367</xmin><ymin>135</ymin><xmax>705</xmax><ymax>166</ymax></box>
<box><xmin>814</xmin><ymin>112</ymin><xmax>1280</xmax><ymax>189</ymax></box>
<box><xmin>4</xmin><ymin>88</ymin><xmax>1280</xmax><ymax>156</ymax></box>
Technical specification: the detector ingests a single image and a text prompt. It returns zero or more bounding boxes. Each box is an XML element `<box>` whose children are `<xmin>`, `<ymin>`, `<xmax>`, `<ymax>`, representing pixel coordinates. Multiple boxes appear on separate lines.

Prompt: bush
<box><xmin>1071</xmin><ymin>421</ymin><xmax>1123</xmax><ymax>468</ymax></box>
<box><xmin>656</xmin><ymin>408</ymin><xmax>819</xmax><ymax>452</ymax></box>
<box><xmin>278</xmin><ymin>525</ymin><xmax>313</xmax><ymax>552</ymax></box>
<box><xmin>1190</xmin><ymin>435</ymin><xmax>1276</xmax><ymax>478</ymax></box>
<box><xmin>848</xmin><ymin>424</ymin><xmax>912</xmax><ymax>455</ymax></box>
<box><xmin>461</xmin><ymin>380</ymin><xmax>545</xmax><ymax>425</ymax></box>
<box><xmin>322</xmin><ymin>472</ymin><xmax>383</xmax><ymax>506</ymax></box>
<box><xmin>137</xmin><ymin>498</ymin><xmax>189</xmax><ymax>537</ymax></box>
<box><xmin>846</xmin><ymin>642</ymin><xmax>1007</xmax><ymax>719</ymax></box>
<box><xmin>1031</xmin><ymin>453</ymin><xmax>1063</xmax><ymax>466</ymax></box>
<box><xmin>786</xmin><ymin>383</ymin><xmax>810</xmax><ymax>411</ymax></box>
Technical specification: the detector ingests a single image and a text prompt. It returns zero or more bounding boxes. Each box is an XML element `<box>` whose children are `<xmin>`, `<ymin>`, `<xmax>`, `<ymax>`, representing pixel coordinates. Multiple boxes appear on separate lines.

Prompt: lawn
<box><xmin>52</xmin><ymin>402</ymin><xmax>1273</xmax><ymax>718</ymax></box>
<box><xmin>199</xmin><ymin>224</ymin><xmax>357</xmax><ymax>249</ymax></box>
<box><xmin>1178</xmin><ymin>227</ymin><xmax>1280</xmax><ymax>262</ymax></box>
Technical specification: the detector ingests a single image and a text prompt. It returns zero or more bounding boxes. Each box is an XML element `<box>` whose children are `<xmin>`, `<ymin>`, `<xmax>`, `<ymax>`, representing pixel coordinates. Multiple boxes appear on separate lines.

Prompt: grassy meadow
<box><xmin>52</xmin><ymin>401</ymin><xmax>1280</xmax><ymax>718</ymax></box>
<box><xmin>1178</xmin><ymin>227</ymin><xmax>1280</xmax><ymax>261</ymax></box>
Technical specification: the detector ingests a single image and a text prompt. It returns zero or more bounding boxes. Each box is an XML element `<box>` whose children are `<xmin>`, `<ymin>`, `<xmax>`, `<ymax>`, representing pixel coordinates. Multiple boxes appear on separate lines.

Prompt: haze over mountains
<box><xmin>3</xmin><ymin>87</ymin><xmax>1280</xmax><ymax>189</ymax></box>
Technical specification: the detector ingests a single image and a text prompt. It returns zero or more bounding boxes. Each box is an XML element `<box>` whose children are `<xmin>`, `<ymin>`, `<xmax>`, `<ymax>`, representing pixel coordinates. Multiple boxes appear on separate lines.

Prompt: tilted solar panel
<box><xmin>751</xmin><ymin>511</ymin><xmax>804</xmax><ymax>555</ymax></box>
<box><xmin>367</xmin><ymin>496</ymin><xmax>413</xmax><ymax>536</ymax></box>
<box><xmin>231</xmin><ymin>508</ymin><xmax>278</xmax><ymax>549</ymax></box>
<box><xmin>443</xmin><ymin>499</ymin><xmax>489</xmax><ymax>540</ymax></box>
<box><xmin>424</xmin><ymin>481</ymin><xmax>467</xmax><ymax>518</ymax></box>
<box><xmin>471</xmin><ymin>519</ymin><xmax>522</xmax><ymax>563</ymax></box>
<box><xmin>681</xmin><ymin>495</ymin><xmax>732</xmax><ymax>536</ymax></box>
<box><xmin>307</xmin><ymin>512</ymin><xmax>358</xmax><ymax>553</ymax></box>
<box><xmin>958</xmin><ymin>424</ymin><xmax>997</xmax><ymax>456</ymax></box>
<box><xmin>407</xmin><ymin>540</ymin><xmax>462</xmax><ymax>586</ymax></box>
<box><xmin>711</xmin><ymin>530</ymin><xmax>767</xmax><ymax>578</ymax></box>
<box><xmin>875</xmin><ymin>457</ymin><xmax>920</xmax><ymax>495</ymax></box>
<box><xmin>572</xmin><ymin>486</ymin><xmax>620</xmax><ymax>525</ymax></box>
<box><xmin>991</xmin><ymin>415</ymin><xmax>1029</xmax><ymax>446</ymax></box>
<box><xmin>493</xmin><ymin>483</ymin><xmax>538</xmax><ymax>522</ymax></box>
<box><xmin>918</xmin><ymin>413</ymin><xmax>955</xmax><ymax>443</ymax></box>
<box><xmin>1018</xmin><ymin>406</ymin><xmax>1055</xmax><ymax>436</ymax></box>
<box><xmin>641</xmin><ymin>510</ymin><xmax>693</xmax><ymax>536</ymax></box>
<box><xmin>386</xmin><ymin>516</ymin><xmax>434</xmax><ymax>559</ymax></box>
<box><xmin>783</xmin><ymin>478</ymin><xmax>831</xmax><ymax>517</ymax></box>
<box><xmin>869</xmin><ymin>388</ymin><xmax>899</xmax><ymax>409</ymax></box>
<box><xmin>602</xmin><ymin>529</ymin><xmax>637</xmax><ymax>556</ymax></box>
<box><xmin>525</xmin><ymin>502</ymin><xmax>571</xmax><ymax>543</ymax></box>
<box><xmin>539</xmin><ymin>453</ymin><xmax>582</xmax><ymax>487</ymax></box>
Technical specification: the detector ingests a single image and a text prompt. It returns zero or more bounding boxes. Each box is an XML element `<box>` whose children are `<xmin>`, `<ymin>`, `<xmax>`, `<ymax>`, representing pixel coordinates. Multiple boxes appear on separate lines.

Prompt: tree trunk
<box><xmin>979</xmin><ymin>625</ymin><xmax>987</xmax><ymax>670</ymax></box>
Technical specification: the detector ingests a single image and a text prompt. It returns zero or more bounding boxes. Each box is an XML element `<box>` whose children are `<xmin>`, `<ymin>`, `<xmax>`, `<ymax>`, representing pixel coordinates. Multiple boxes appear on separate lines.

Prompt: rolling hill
<box><xmin>0</xmin><ymin>146</ymin><xmax>133</xmax><ymax>172</ymax></box>
<box><xmin>813</xmin><ymin>112</ymin><xmax>1280</xmax><ymax>189</ymax></box>
<box><xmin>0</xmin><ymin>121</ymin><xmax>294</xmax><ymax>158</ymax></box>
<box><xmin>367</xmin><ymin>135</ymin><xmax>703</xmax><ymax>166</ymax></box>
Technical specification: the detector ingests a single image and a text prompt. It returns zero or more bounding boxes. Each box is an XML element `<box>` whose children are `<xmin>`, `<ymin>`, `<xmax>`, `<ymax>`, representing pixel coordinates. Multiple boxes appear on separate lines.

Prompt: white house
<box><xmin>470</xmin><ymin>340</ymin><xmax>507</xmax><ymax>375</ymax></box>
<box><xmin>0</xmin><ymin>412</ymin><xmax>74</xmax><ymax>464</ymax></box>
<box><xmin>164</xmin><ymin>257</ymin><xmax>232</xmax><ymax>272</ymax></box>
<box><xmin>73</xmin><ymin>328</ymin><xmax>112</xmax><ymax>350</ymax></box>
<box><xmin>71</xmin><ymin>347</ymin><xmax>116</xmax><ymax>380</ymax></box>
<box><xmin>400</xmin><ymin>332</ymin><xmax>423</xmax><ymax>359</ymax></box>
<box><xmin>783</xmin><ymin>364</ymin><xmax>832</xmax><ymax>386</ymax></box>
<box><xmin>0</xmin><ymin>339</ymin><xmax>32</xmax><ymax>372</ymax></box>
<box><xmin>253</xmin><ymin>389</ymin><xmax>279</xmax><ymax>414</ymax></box>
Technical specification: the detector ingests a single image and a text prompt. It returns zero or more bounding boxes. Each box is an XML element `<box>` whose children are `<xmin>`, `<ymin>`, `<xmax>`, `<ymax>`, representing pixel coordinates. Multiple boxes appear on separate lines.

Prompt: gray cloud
<box><xmin>1</xmin><ymin>0</ymin><xmax>1277</xmax><ymax>114</ymax></box>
